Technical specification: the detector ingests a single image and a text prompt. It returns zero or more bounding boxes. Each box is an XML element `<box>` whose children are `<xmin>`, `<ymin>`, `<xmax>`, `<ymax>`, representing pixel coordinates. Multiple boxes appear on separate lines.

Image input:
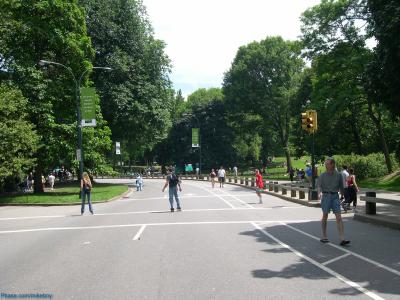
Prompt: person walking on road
<box><xmin>162</xmin><ymin>168</ymin><xmax>182</xmax><ymax>212</ymax></box>
<box><xmin>233</xmin><ymin>165</ymin><xmax>238</xmax><ymax>177</ymax></box>
<box><xmin>210</xmin><ymin>169</ymin><xmax>216</xmax><ymax>188</ymax></box>
<box><xmin>81</xmin><ymin>172</ymin><xmax>93</xmax><ymax>215</ymax></box>
<box><xmin>340</xmin><ymin>165</ymin><xmax>350</xmax><ymax>211</ymax></box>
<box><xmin>136</xmin><ymin>174</ymin><xmax>143</xmax><ymax>191</ymax></box>
<box><xmin>318</xmin><ymin>158</ymin><xmax>350</xmax><ymax>246</ymax></box>
<box><xmin>48</xmin><ymin>173</ymin><xmax>55</xmax><ymax>190</ymax></box>
<box><xmin>255</xmin><ymin>169</ymin><xmax>264</xmax><ymax>204</ymax></box>
<box><xmin>346</xmin><ymin>168</ymin><xmax>359</xmax><ymax>211</ymax></box>
<box><xmin>289</xmin><ymin>167</ymin><xmax>295</xmax><ymax>182</ymax></box>
<box><xmin>218</xmin><ymin>166</ymin><xmax>226</xmax><ymax>188</ymax></box>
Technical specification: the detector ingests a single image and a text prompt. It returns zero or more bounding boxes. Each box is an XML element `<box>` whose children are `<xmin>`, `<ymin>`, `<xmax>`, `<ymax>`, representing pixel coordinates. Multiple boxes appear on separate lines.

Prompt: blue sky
<box><xmin>143</xmin><ymin>0</ymin><xmax>321</xmax><ymax>97</ymax></box>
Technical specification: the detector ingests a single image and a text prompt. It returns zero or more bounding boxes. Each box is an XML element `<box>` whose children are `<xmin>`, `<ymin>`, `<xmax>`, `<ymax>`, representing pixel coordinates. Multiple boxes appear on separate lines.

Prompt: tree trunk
<box><xmin>34</xmin><ymin>165</ymin><xmax>44</xmax><ymax>193</ymax></box>
<box><xmin>349</xmin><ymin>114</ymin><xmax>364</xmax><ymax>154</ymax></box>
<box><xmin>284</xmin><ymin>147</ymin><xmax>292</xmax><ymax>172</ymax></box>
<box><xmin>367</xmin><ymin>100</ymin><xmax>392</xmax><ymax>173</ymax></box>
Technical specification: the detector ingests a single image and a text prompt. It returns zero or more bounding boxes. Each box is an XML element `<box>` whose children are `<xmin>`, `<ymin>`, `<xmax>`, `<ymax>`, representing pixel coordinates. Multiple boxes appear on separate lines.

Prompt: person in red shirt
<box><xmin>255</xmin><ymin>169</ymin><xmax>264</xmax><ymax>204</ymax></box>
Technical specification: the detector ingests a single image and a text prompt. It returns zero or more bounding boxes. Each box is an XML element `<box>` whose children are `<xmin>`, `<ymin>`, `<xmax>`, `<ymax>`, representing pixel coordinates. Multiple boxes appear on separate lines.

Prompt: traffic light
<box><xmin>301</xmin><ymin>112</ymin><xmax>308</xmax><ymax>131</ymax></box>
<box><xmin>301</xmin><ymin>110</ymin><xmax>318</xmax><ymax>133</ymax></box>
<box><xmin>310</xmin><ymin>110</ymin><xmax>318</xmax><ymax>132</ymax></box>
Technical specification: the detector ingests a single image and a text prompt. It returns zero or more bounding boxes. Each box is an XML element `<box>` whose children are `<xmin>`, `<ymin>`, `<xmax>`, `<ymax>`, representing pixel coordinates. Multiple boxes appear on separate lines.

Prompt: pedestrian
<box><xmin>162</xmin><ymin>168</ymin><xmax>182</xmax><ymax>212</ymax></box>
<box><xmin>27</xmin><ymin>172</ymin><xmax>34</xmax><ymax>190</ymax></box>
<box><xmin>318</xmin><ymin>158</ymin><xmax>350</xmax><ymax>246</ymax></box>
<box><xmin>136</xmin><ymin>174</ymin><xmax>143</xmax><ymax>191</ymax></box>
<box><xmin>233</xmin><ymin>165</ymin><xmax>238</xmax><ymax>177</ymax></box>
<box><xmin>41</xmin><ymin>175</ymin><xmax>46</xmax><ymax>190</ymax></box>
<box><xmin>346</xmin><ymin>168</ymin><xmax>359</xmax><ymax>211</ymax></box>
<box><xmin>306</xmin><ymin>164</ymin><xmax>312</xmax><ymax>187</ymax></box>
<box><xmin>217</xmin><ymin>166</ymin><xmax>226</xmax><ymax>188</ymax></box>
<box><xmin>80</xmin><ymin>172</ymin><xmax>93</xmax><ymax>215</ymax></box>
<box><xmin>289</xmin><ymin>167</ymin><xmax>295</xmax><ymax>182</ymax></box>
<box><xmin>340</xmin><ymin>165</ymin><xmax>350</xmax><ymax>211</ymax></box>
<box><xmin>196</xmin><ymin>166</ymin><xmax>200</xmax><ymax>176</ymax></box>
<box><xmin>210</xmin><ymin>168</ymin><xmax>216</xmax><ymax>188</ymax></box>
<box><xmin>255</xmin><ymin>169</ymin><xmax>264</xmax><ymax>204</ymax></box>
<box><xmin>48</xmin><ymin>173</ymin><xmax>55</xmax><ymax>190</ymax></box>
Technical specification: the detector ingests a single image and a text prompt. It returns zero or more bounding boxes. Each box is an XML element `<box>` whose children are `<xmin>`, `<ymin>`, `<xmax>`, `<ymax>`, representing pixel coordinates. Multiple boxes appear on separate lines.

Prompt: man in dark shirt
<box><xmin>162</xmin><ymin>168</ymin><xmax>182</xmax><ymax>212</ymax></box>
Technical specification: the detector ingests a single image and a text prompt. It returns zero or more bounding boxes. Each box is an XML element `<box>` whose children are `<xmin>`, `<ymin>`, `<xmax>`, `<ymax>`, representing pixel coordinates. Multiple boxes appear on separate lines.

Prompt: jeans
<box><xmin>168</xmin><ymin>186</ymin><xmax>181</xmax><ymax>209</ymax></box>
<box><xmin>81</xmin><ymin>191</ymin><xmax>93</xmax><ymax>214</ymax></box>
<box><xmin>137</xmin><ymin>183</ymin><xmax>142</xmax><ymax>191</ymax></box>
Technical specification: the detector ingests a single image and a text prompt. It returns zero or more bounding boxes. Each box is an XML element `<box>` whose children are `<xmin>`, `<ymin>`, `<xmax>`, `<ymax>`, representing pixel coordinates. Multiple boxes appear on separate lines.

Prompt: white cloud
<box><xmin>143</xmin><ymin>0</ymin><xmax>321</xmax><ymax>96</ymax></box>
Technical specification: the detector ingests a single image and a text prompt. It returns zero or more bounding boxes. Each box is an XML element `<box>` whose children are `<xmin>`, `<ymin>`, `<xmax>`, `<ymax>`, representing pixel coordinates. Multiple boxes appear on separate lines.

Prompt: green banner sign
<box><xmin>192</xmin><ymin>128</ymin><xmax>199</xmax><ymax>147</ymax></box>
<box><xmin>80</xmin><ymin>87</ymin><xmax>96</xmax><ymax>127</ymax></box>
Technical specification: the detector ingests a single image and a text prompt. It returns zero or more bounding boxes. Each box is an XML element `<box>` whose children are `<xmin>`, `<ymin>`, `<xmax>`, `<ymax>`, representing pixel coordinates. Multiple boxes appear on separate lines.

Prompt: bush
<box><xmin>334</xmin><ymin>153</ymin><xmax>398</xmax><ymax>180</ymax></box>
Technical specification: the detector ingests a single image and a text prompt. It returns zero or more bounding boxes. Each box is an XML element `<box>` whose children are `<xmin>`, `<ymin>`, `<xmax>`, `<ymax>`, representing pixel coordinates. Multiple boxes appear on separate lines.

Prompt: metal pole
<box><xmin>311</xmin><ymin>131</ymin><xmax>315</xmax><ymax>190</ymax></box>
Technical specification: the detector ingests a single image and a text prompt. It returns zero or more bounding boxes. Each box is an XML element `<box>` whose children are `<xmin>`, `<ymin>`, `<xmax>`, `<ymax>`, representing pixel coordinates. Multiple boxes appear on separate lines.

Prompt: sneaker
<box><xmin>177</xmin><ymin>207</ymin><xmax>182</xmax><ymax>211</ymax></box>
<box><xmin>340</xmin><ymin>240</ymin><xmax>350</xmax><ymax>246</ymax></box>
<box><xmin>170</xmin><ymin>208</ymin><xmax>174</xmax><ymax>212</ymax></box>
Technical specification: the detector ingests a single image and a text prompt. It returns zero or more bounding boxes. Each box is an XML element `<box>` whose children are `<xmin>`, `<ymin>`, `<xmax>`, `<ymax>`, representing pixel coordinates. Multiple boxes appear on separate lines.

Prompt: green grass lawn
<box><xmin>0</xmin><ymin>182</ymin><xmax>128</xmax><ymax>205</ymax></box>
<box><xmin>359</xmin><ymin>174</ymin><xmax>400</xmax><ymax>192</ymax></box>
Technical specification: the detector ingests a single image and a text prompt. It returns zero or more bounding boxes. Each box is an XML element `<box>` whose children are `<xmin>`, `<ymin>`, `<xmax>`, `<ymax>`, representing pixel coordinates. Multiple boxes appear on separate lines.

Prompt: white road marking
<box><xmin>322</xmin><ymin>253</ymin><xmax>352</xmax><ymax>266</ymax></box>
<box><xmin>132</xmin><ymin>225</ymin><xmax>147</xmax><ymax>241</ymax></box>
<box><xmin>121</xmin><ymin>194</ymin><xmax>260</xmax><ymax>202</ymax></box>
<box><xmin>184</xmin><ymin>182</ymin><xmax>237</xmax><ymax>209</ymax></box>
<box><xmin>218</xmin><ymin>188</ymin><xmax>255</xmax><ymax>209</ymax></box>
<box><xmin>281</xmin><ymin>222</ymin><xmax>400</xmax><ymax>278</ymax></box>
<box><xmin>0</xmin><ymin>215</ymin><xmax>68</xmax><ymax>221</ymax></box>
<box><xmin>82</xmin><ymin>241</ymin><xmax>91</xmax><ymax>245</ymax></box>
<box><xmin>0</xmin><ymin>220</ymin><xmax>314</xmax><ymax>235</ymax></box>
<box><xmin>0</xmin><ymin>206</ymin><xmax>304</xmax><ymax>222</ymax></box>
<box><xmin>251</xmin><ymin>222</ymin><xmax>385</xmax><ymax>300</ymax></box>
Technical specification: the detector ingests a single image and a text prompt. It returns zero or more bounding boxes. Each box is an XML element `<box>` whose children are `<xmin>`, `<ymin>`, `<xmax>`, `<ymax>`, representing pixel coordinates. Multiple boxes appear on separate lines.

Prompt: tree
<box><xmin>223</xmin><ymin>36</ymin><xmax>304</xmax><ymax>170</ymax></box>
<box><xmin>186</xmin><ymin>88</ymin><xmax>223</xmax><ymax>110</ymax></box>
<box><xmin>79</xmin><ymin>0</ymin><xmax>173</xmax><ymax>161</ymax></box>
<box><xmin>367</xmin><ymin>0</ymin><xmax>400</xmax><ymax>117</ymax></box>
<box><xmin>0</xmin><ymin>0</ymin><xmax>106</xmax><ymax>192</ymax></box>
<box><xmin>153</xmin><ymin>100</ymin><xmax>236</xmax><ymax>170</ymax></box>
<box><xmin>300</xmin><ymin>0</ymin><xmax>394</xmax><ymax>172</ymax></box>
<box><xmin>0</xmin><ymin>84</ymin><xmax>39</xmax><ymax>191</ymax></box>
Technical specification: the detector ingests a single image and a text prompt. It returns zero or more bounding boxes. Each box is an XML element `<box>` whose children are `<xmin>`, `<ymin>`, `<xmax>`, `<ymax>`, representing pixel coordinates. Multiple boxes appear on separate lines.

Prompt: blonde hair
<box><xmin>83</xmin><ymin>172</ymin><xmax>90</xmax><ymax>181</ymax></box>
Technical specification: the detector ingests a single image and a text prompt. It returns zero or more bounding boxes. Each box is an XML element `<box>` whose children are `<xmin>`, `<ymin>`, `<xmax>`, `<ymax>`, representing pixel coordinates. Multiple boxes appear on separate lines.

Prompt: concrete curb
<box><xmin>354</xmin><ymin>213</ymin><xmax>400</xmax><ymax>230</ymax></box>
<box><xmin>0</xmin><ymin>187</ymin><xmax>132</xmax><ymax>207</ymax></box>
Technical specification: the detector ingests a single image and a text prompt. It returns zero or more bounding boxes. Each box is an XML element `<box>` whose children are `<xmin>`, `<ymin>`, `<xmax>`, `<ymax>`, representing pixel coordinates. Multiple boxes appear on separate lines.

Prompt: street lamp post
<box><xmin>184</xmin><ymin>113</ymin><xmax>202</xmax><ymax>176</ymax></box>
<box><xmin>39</xmin><ymin>60</ymin><xmax>111</xmax><ymax>194</ymax></box>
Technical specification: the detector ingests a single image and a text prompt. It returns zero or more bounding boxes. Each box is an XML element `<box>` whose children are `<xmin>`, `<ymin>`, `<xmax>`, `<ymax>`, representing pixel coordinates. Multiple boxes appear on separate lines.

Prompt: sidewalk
<box><xmin>354</xmin><ymin>189</ymin><xmax>400</xmax><ymax>230</ymax></box>
<box><xmin>257</xmin><ymin>180</ymin><xmax>400</xmax><ymax>230</ymax></box>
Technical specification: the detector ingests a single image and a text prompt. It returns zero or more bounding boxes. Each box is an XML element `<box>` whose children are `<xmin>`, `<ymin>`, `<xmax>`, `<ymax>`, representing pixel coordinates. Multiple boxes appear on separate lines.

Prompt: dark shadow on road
<box><xmin>240</xmin><ymin>221</ymin><xmax>400</xmax><ymax>298</ymax></box>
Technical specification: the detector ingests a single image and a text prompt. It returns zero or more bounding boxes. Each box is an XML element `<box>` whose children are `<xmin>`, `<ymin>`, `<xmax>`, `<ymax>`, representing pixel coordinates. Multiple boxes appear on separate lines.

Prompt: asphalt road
<box><xmin>0</xmin><ymin>179</ymin><xmax>399</xmax><ymax>300</ymax></box>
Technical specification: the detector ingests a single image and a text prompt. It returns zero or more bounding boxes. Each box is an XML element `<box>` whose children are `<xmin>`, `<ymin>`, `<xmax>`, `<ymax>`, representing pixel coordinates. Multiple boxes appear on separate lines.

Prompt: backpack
<box><xmin>169</xmin><ymin>173</ymin><xmax>179</xmax><ymax>187</ymax></box>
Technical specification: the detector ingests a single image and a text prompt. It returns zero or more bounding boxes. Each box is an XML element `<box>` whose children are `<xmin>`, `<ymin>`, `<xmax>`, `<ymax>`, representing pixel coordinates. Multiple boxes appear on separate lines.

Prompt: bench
<box><xmin>360</xmin><ymin>193</ymin><xmax>400</xmax><ymax>215</ymax></box>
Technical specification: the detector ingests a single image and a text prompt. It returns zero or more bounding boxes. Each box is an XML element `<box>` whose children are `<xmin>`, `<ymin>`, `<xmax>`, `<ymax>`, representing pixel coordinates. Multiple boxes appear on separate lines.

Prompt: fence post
<box><xmin>273</xmin><ymin>182</ymin><xmax>279</xmax><ymax>193</ymax></box>
<box><xmin>365</xmin><ymin>191</ymin><xmax>377</xmax><ymax>215</ymax></box>
<box><xmin>290</xmin><ymin>186</ymin><xmax>297</xmax><ymax>198</ymax></box>
<box><xmin>269</xmin><ymin>181</ymin><xmax>273</xmax><ymax>191</ymax></box>
<box><xmin>282</xmin><ymin>186</ymin><xmax>287</xmax><ymax>195</ymax></box>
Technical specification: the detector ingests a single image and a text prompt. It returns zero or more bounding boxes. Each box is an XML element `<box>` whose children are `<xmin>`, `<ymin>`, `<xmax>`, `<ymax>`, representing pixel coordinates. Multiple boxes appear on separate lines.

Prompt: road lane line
<box><xmin>121</xmin><ymin>194</ymin><xmax>259</xmax><ymax>201</ymax></box>
<box><xmin>0</xmin><ymin>220</ymin><xmax>314</xmax><ymax>235</ymax></box>
<box><xmin>322</xmin><ymin>253</ymin><xmax>352</xmax><ymax>266</ymax></box>
<box><xmin>281</xmin><ymin>222</ymin><xmax>400</xmax><ymax>277</ymax></box>
<box><xmin>218</xmin><ymin>188</ymin><xmax>255</xmax><ymax>209</ymax></box>
<box><xmin>0</xmin><ymin>206</ymin><xmax>305</xmax><ymax>222</ymax></box>
<box><xmin>132</xmin><ymin>225</ymin><xmax>147</xmax><ymax>241</ymax></box>
<box><xmin>183</xmin><ymin>182</ymin><xmax>238</xmax><ymax>209</ymax></box>
<box><xmin>251</xmin><ymin>222</ymin><xmax>384</xmax><ymax>300</ymax></box>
